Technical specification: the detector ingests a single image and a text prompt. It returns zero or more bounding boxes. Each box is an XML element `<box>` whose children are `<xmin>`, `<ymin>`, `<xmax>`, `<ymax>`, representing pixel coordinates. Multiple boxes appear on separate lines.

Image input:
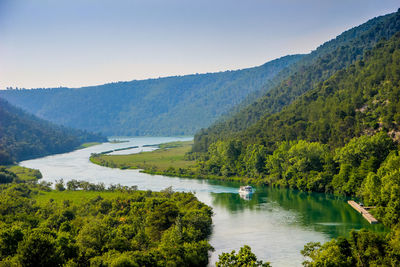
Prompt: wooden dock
<box><xmin>347</xmin><ymin>200</ymin><xmax>378</xmax><ymax>224</ymax></box>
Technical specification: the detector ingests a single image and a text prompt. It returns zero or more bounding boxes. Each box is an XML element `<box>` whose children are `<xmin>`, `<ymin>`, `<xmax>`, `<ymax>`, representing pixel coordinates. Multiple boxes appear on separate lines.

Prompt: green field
<box><xmin>90</xmin><ymin>141</ymin><xmax>195</xmax><ymax>171</ymax></box>
<box><xmin>78</xmin><ymin>142</ymin><xmax>102</xmax><ymax>149</ymax></box>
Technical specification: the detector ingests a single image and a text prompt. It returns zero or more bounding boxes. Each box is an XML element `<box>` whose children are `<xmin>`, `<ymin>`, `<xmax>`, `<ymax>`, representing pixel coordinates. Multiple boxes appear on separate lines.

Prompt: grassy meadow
<box><xmin>78</xmin><ymin>142</ymin><xmax>102</xmax><ymax>149</ymax></box>
<box><xmin>90</xmin><ymin>141</ymin><xmax>195</xmax><ymax>171</ymax></box>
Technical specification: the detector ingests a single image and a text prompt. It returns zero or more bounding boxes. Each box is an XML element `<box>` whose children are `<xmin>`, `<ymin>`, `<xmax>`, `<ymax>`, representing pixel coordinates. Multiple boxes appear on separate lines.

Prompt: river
<box><xmin>20</xmin><ymin>136</ymin><xmax>385</xmax><ymax>266</ymax></box>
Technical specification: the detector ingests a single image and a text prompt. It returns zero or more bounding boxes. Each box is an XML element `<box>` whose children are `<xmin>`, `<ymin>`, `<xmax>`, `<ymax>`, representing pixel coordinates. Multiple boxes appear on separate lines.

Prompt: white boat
<box><xmin>239</xmin><ymin>185</ymin><xmax>253</xmax><ymax>200</ymax></box>
<box><xmin>239</xmin><ymin>185</ymin><xmax>253</xmax><ymax>194</ymax></box>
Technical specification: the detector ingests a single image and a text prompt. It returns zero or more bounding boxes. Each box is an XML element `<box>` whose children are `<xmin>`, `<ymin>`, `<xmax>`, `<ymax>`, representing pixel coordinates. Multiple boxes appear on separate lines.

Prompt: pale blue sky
<box><xmin>0</xmin><ymin>0</ymin><xmax>398</xmax><ymax>88</ymax></box>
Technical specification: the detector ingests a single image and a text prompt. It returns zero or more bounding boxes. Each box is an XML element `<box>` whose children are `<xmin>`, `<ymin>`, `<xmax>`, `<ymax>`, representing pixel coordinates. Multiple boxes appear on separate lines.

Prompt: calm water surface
<box><xmin>20</xmin><ymin>137</ymin><xmax>385</xmax><ymax>266</ymax></box>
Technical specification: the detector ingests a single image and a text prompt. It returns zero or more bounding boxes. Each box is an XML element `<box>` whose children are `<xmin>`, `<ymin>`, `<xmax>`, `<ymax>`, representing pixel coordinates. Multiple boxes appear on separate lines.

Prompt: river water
<box><xmin>20</xmin><ymin>137</ymin><xmax>385</xmax><ymax>266</ymax></box>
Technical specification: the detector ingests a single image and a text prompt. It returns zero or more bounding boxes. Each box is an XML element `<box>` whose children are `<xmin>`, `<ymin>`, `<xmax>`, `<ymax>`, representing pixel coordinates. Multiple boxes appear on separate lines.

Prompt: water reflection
<box><xmin>239</xmin><ymin>193</ymin><xmax>253</xmax><ymax>200</ymax></box>
<box><xmin>210</xmin><ymin>187</ymin><xmax>386</xmax><ymax>238</ymax></box>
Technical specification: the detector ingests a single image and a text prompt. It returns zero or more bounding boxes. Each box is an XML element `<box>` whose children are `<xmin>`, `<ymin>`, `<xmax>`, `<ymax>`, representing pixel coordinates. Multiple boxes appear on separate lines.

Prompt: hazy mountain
<box><xmin>0</xmin><ymin>55</ymin><xmax>303</xmax><ymax>136</ymax></box>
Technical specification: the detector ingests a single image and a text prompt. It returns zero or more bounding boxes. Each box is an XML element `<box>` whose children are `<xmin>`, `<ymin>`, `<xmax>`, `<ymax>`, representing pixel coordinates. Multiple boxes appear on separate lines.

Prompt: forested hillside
<box><xmin>0</xmin><ymin>98</ymin><xmax>106</xmax><ymax>164</ymax></box>
<box><xmin>240</xmin><ymin>33</ymin><xmax>400</xmax><ymax>150</ymax></box>
<box><xmin>0</xmin><ymin>55</ymin><xmax>302</xmax><ymax>136</ymax></box>
<box><xmin>196</xmin><ymin>32</ymin><xmax>400</xmax><ymax>191</ymax></box>
<box><xmin>193</xmin><ymin>9</ymin><xmax>400</xmax><ymax>152</ymax></box>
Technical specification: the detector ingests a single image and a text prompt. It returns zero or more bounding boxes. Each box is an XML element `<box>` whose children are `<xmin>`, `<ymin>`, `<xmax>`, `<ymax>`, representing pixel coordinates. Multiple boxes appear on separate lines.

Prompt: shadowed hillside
<box><xmin>0</xmin><ymin>98</ymin><xmax>106</xmax><ymax>164</ymax></box>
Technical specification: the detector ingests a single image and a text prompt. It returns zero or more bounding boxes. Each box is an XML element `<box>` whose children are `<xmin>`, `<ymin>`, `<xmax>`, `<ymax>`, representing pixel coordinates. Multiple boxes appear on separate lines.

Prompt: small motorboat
<box><xmin>239</xmin><ymin>185</ymin><xmax>253</xmax><ymax>194</ymax></box>
<box><xmin>239</xmin><ymin>185</ymin><xmax>253</xmax><ymax>200</ymax></box>
<box><xmin>239</xmin><ymin>185</ymin><xmax>253</xmax><ymax>197</ymax></box>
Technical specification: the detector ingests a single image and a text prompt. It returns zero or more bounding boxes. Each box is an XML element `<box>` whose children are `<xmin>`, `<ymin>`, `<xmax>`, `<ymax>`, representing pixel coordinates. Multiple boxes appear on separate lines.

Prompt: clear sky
<box><xmin>0</xmin><ymin>0</ymin><xmax>398</xmax><ymax>89</ymax></box>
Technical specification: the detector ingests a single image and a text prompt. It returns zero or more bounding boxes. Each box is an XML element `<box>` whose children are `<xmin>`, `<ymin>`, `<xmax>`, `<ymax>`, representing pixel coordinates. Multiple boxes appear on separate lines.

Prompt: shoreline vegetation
<box><xmin>77</xmin><ymin>142</ymin><xmax>102</xmax><ymax>149</ymax></box>
<box><xmin>109</xmin><ymin>139</ymin><xmax>129</xmax><ymax>143</ymax></box>
<box><xmin>0</xmin><ymin>165</ymin><xmax>42</xmax><ymax>183</ymax></box>
<box><xmin>90</xmin><ymin>140</ymin><xmax>265</xmax><ymax>184</ymax></box>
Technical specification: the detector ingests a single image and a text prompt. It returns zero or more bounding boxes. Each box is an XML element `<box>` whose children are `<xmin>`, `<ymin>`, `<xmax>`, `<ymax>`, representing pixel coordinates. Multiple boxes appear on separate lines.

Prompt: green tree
<box><xmin>55</xmin><ymin>179</ymin><xmax>66</xmax><ymax>191</ymax></box>
<box><xmin>216</xmin><ymin>245</ymin><xmax>271</xmax><ymax>267</ymax></box>
<box><xmin>0</xmin><ymin>225</ymin><xmax>24</xmax><ymax>258</ymax></box>
<box><xmin>18</xmin><ymin>230</ymin><xmax>62</xmax><ymax>267</ymax></box>
<box><xmin>242</xmin><ymin>144</ymin><xmax>267</xmax><ymax>177</ymax></box>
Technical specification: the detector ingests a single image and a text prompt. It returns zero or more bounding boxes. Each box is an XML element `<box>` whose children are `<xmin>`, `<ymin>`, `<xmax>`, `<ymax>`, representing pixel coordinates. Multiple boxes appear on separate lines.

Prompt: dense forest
<box><xmin>240</xmin><ymin>33</ymin><xmax>400</xmax><ymax>151</ymax></box>
<box><xmin>193</xmin><ymin>9</ymin><xmax>400</xmax><ymax>152</ymax></box>
<box><xmin>0</xmin><ymin>177</ymin><xmax>213</xmax><ymax>266</ymax></box>
<box><xmin>0</xmin><ymin>55</ymin><xmax>302</xmax><ymax>136</ymax></box>
<box><xmin>0</xmin><ymin>98</ymin><xmax>106</xmax><ymax>165</ymax></box>
<box><xmin>0</xmin><ymin>170</ymin><xmax>265</xmax><ymax>266</ymax></box>
<box><xmin>301</xmin><ymin>229</ymin><xmax>400</xmax><ymax>266</ymax></box>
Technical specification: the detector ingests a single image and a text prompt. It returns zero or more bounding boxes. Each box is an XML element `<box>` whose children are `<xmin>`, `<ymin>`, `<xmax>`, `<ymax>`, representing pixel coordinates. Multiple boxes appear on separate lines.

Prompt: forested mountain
<box><xmin>196</xmin><ymin>31</ymin><xmax>400</xmax><ymax>191</ymax></box>
<box><xmin>0</xmin><ymin>98</ymin><xmax>106</xmax><ymax>164</ymax></box>
<box><xmin>193</xmin><ymin>9</ymin><xmax>400</xmax><ymax>152</ymax></box>
<box><xmin>0</xmin><ymin>55</ymin><xmax>302</xmax><ymax>136</ymax></box>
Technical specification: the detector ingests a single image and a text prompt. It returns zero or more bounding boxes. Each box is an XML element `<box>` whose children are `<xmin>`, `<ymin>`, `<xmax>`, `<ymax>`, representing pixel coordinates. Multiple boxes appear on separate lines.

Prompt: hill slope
<box><xmin>193</xmin><ymin>9</ymin><xmax>400</xmax><ymax>152</ymax></box>
<box><xmin>195</xmin><ymin>32</ymin><xmax>400</xmax><ymax>195</ymax></box>
<box><xmin>0</xmin><ymin>98</ymin><xmax>106</xmax><ymax>164</ymax></box>
<box><xmin>0</xmin><ymin>55</ymin><xmax>302</xmax><ymax>136</ymax></box>
<box><xmin>242</xmin><ymin>32</ymin><xmax>400</xmax><ymax>150</ymax></box>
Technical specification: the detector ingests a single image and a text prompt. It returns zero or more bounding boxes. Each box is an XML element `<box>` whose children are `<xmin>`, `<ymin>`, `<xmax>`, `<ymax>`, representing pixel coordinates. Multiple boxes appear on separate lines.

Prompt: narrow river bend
<box><xmin>20</xmin><ymin>137</ymin><xmax>384</xmax><ymax>266</ymax></box>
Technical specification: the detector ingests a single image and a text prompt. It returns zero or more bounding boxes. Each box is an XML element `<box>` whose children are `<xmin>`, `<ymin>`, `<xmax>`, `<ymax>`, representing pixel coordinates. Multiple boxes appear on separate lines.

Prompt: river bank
<box><xmin>89</xmin><ymin>140</ymin><xmax>270</xmax><ymax>185</ymax></box>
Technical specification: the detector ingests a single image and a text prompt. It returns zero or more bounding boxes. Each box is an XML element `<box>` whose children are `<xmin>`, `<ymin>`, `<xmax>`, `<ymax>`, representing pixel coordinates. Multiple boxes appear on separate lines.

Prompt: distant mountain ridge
<box><xmin>0</xmin><ymin>98</ymin><xmax>106</xmax><ymax>164</ymax></box>
<box><xmin>0</xmin><ymin>55</ymin><xmax>303</xmax><ymax>136</ymax></box>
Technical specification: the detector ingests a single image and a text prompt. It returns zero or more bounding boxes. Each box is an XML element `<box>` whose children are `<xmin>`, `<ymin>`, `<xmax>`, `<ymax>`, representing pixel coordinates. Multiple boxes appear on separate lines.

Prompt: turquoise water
<box><xmin>20</xmin><ymin>137</ymin><xmax>385</xmax><ymax>266</ymax></box>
